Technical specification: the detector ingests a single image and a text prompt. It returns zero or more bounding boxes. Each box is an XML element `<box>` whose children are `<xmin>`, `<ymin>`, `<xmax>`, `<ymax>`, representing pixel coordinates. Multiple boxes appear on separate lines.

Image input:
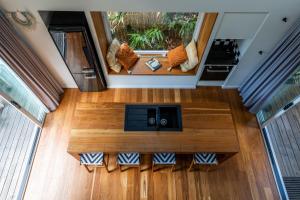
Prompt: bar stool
<box><xmin>80</xmin><ymin>152</ymin><xmax>109</xmax><ymax>173</ymax></box>
<box><xmin>152</xmin><ymin>153</ymin><xmax>176</xmax><ymax>172</ymax></box>
<box><xmin>188</xmin><ymin>153</ymin><xmax>218</xmax><ymax>171</ymax></box>
<box><xmin>117</xmin><ymin>152</ymin><xmax>140</xmax><ymax>172</ymax></box>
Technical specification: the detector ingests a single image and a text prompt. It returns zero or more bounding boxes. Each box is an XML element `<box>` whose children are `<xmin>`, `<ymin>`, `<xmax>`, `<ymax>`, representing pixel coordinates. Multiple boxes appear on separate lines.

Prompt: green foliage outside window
<box><xmin>108</xmin><ymin>12</ymin><xmax>198</xmax><ymax>50</ymax></box>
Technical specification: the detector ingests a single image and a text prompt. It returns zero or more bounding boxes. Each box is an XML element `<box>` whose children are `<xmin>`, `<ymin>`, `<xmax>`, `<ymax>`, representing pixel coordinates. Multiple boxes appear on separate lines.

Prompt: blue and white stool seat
<box><xmin>153</xmin><ymin>153</ymin><xmax>176</xmax><ymax>164</ymax></box>
<box><xmin>117</xmin><ymin>153</ymin><xmax>140</xmax><ymax>165</ymax></box>
<box><xmin>80</xmin><ymin>152</ymin><xmax>104</xmax><ymax>166</ymax></box>
<box><xmin>194</xmin><ymin>153</ymin><xmax>218</xmax><ymax>164</ymax></box>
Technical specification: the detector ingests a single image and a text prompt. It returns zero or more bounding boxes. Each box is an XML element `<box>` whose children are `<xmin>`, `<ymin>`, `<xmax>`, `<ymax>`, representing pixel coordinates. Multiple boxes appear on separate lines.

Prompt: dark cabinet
<box><xmin>200</xmin><ymin>39</ymin><xmax>239</xmax><ymax>81</ymax></box>
<box><xmin>72</xmin><ymin>73</ymin><xmax>100</xmax><ymax>92</ymax></box>
<box><xmin>39</xmin><ymin>11</ymin><xmax>107</xmax><ymax>91</ymax></box>
<box><xmin>200</xmin><ymin>65</ymin><xmax>234</xmax><ymax>81</ymax></box>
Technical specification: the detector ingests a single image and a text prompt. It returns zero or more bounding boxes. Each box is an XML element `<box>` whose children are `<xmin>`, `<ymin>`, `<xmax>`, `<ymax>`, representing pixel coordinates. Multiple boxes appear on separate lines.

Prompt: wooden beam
<box><xmin>195</xmin><ymin>13</ymin><xmax>218</xmax><ymax>73</ymax></box>
<box><xmin>90</xmin><ymin>12</ymin><xmax>110</xmax><ymax>72</ymax></box>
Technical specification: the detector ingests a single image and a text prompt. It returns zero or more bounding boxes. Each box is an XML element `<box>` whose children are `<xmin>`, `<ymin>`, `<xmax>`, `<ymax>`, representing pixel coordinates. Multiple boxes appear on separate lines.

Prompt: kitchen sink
<box><xmin>124</xmin><ymin>104</ymin><xmax>182</xmax><ymax>131</ymax></box>
<box><xmin>158</xmin><ymin>107</ymin><xmax>180</xmax><ymax>130</ymax></box>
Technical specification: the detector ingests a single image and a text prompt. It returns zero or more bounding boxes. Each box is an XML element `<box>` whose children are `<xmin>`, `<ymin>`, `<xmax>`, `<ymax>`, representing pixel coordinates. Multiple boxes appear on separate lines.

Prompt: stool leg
<box><xmin>152</xmin><ymin>162</ymin><xmax>155</xmax><ymax>173</ymax></box>
<box><xmin>139</xmin><ymin>155</ymin><xmax>142</xmax><ymax>171</ymax></box>
<box><xmin>90</xmin><ymin>167</ymin><xmax>97</xmax><ymax>200</ymax></box>
<box><xmin>84</xmin><ymin>165</ymin><xmax>94</xmax><ymax>173</ymax></box>
<box><xmin>207</xmin><ymin>164</ymin><xmax>218</xmax><ymax>172</ymax></box>
<box><xmin>188</xmin><ymin>160</ymin><xmax>194</xmax><ymax>172</ymax></box>
<box><xmin>171</xmin><ymin>164</ymin><xmax>175</xmax><ymax>172</ymax></box>
<box><xmin>118</xmin><ymin>163</ymin><xmax>122</xmax><ymax>172</ymax></box>
<box><xmin>104</xmin><ymin>154</ymin><xmax>110</xmax><ymax>173</ymax></box>
<box><xmin>206</xmin><ymin>165</ymin><xmax>210</xmax><ymax>172</ymax></box>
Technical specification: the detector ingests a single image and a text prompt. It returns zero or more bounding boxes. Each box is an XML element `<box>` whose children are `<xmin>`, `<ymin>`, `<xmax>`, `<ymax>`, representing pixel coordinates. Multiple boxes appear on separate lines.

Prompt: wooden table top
<box><xmin>67</xmin><ymin>102</ymin><xmax>239</xmax><ymax>155</ymax></box>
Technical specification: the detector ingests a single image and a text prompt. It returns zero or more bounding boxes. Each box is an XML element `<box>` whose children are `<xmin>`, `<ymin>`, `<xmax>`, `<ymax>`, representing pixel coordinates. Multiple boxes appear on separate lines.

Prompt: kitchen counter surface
<box><xmin>67</xmin><ymin>102</ymin><xmax>239</xmax><ymax>161</ymax></box>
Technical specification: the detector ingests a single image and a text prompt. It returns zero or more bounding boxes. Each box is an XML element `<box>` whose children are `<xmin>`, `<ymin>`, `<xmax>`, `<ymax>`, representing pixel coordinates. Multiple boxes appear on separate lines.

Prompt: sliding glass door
<box><xmin>257</xmin><ymin>64</ymin><xmax>300</xmax><ymax>126</ymax></box>
<box><xmin>257</xmin><ymin>64</ymin><xmax>300</xmax><ymax>199</ymax></box>
<box><xmin>0</xmin><ymin>58</ymin><xmax>48</xmax><ymax>199</ymax></box>
<box><xmin>0</xmin><ymin>58</ymin><xmax>48</xmax><ymax>126</ymax></box>
<box><xmin>0</xmin><ymin>95</ymin><xmax>41</xmax><ymax>200</ymax></box>
<box><xmin>260</xmin><ymin>102</ymin><xmax>300</xmax><ymax>200</ymax></box>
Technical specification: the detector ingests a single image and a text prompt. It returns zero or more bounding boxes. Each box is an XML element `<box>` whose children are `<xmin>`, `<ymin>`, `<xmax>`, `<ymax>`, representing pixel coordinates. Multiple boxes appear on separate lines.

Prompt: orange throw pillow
<box><xmin>116</xmin><ymin>43</ymin><xmax>139</xmax><ymax>70</ymax></box>
<box><xmin>167</xmin><ymin>44</ymin><xmax>188</xmax><ymax>68</ymax></box>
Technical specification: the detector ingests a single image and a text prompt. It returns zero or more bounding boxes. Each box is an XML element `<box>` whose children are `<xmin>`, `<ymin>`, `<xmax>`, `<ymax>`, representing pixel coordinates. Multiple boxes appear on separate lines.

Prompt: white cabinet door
<box><xmin>216</xmin><ymin>12</ymin><xmax>268</xmax><ymax>39</ymax></box>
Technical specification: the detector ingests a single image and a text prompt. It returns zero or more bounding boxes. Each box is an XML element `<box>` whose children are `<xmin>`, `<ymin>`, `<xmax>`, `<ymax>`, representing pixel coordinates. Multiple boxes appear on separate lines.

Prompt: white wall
<box><xmin>0</xmin><ymin>0</ymin><xmax>300</xmax><ymax>88</ymax></box>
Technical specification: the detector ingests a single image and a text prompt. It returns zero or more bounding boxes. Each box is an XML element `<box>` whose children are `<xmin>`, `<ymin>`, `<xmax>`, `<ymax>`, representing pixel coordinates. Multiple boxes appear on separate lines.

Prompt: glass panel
<box><xmin>107</xmin><ymin>12</ymin><xmax>199</xmax><ymax>50</ymax></box>
<box><xmin>257</xmin><ymin>64</ymin><xmax>300</xmax><ymax>124</ymax></box>
<box><xmin>0</xmin><ymin>95</ymin><xmax>41</xmax><ymax>199</ymax></box>
<box><xmin>0</xmin><ymin>58</ymin><xmax>48</xmax><ymax>123</ymax></box>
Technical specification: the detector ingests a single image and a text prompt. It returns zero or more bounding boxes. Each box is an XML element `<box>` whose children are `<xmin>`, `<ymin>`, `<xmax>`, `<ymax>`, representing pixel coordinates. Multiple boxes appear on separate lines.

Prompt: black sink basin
<box><xmin>158</xmin><ymin>107</ymin><xmax>180</xmax><ymax>130</ymax></box>
<box><xmin>124</xmin><ymin>104</ymin><xmax>182</xmax><ymax>131</ymax></box>
<box><xmin>147</xmin><ymin>108</ymin><xmax>157</xmax><ymax>127</ymax></box>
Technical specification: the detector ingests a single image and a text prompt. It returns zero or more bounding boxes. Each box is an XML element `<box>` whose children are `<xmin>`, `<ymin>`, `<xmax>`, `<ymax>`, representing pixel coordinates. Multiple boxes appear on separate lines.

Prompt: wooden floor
<box><xmin>266</xmin><ymin>102</ymin><xmax>300</xmax><ymax>177</ymax></box>
<box><xmin>0</xmin><ymin>100</ymin><xmax>39</xmax><ymax>200</ymax></box>
<box><xmin>24</xmin><ymin>88</ymin><xmax>279</xmax><ymax>200</ymax></box>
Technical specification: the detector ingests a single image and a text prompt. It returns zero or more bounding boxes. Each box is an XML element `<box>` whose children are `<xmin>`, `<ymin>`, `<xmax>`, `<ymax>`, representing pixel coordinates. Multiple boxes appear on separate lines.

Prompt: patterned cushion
<box><xmin>180</xmin><ymin>39</ymin><xmax>198</xmax><ymax>72</ymax></box>
<box><xmin>194</xmin><ymin>153</ymin><xmax>218</xmax><ymax>164</ymax></box>
<box><xmin>117</xmin><ymin>153</ymin><xmax>140</xmax><ymax>165</ymax></box>
<box><xmin>107</xmin><ymin>38</ymin><xmax>122</xmax><ymax>73</ymax></box>
<box><xmin>80</xmin><ymin>152</ymin><xmax>104</xmax><ymax>165</ymax></box>
<box><xmin>153</xmin><ymin>153</ymin><xmax>176</xmax><ymax>164</ymax></box>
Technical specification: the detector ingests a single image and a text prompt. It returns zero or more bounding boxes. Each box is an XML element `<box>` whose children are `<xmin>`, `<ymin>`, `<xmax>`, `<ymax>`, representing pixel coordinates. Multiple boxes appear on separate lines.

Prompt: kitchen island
<box><xmin>67</xmin><ymin>101</ymin><xmax>239</xmax><ymax>164</ymax></box>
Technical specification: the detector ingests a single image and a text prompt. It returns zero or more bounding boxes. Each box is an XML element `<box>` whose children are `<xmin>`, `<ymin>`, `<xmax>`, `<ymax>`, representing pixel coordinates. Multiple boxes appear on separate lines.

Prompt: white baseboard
<box><xmin>222</xmin><ymin>85</ymin><xmax>239</xmax><ymax>89</ymax></box>
<box><xmin>196</xmin><ymin>81</ymin><xmax>240</xmax><ymax>89</ymax></box>
<box><xmin>197</xmin><ymin>81</ymin><xmax>224</xmax><ymax>86</ymax></box>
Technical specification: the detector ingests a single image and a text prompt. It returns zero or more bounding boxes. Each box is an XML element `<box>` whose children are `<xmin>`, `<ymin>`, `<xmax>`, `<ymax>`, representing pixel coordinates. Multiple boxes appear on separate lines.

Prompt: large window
<box><xmin>0</xmin><ymin>58</ymin><xmax>48</xmax><ymax>124</ymax></box>
<box><xmin>106</xmin><ymin>12</ymin><xmax>200</xmax><ymax>51</ymax></box>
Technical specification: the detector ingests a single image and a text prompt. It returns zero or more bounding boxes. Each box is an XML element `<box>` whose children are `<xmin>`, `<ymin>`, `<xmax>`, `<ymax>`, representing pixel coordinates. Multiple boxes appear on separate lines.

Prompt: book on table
<box><xmin>145</xmin><ymin>58</ymin><xmax>161</xmax><ymax>71</ymax></box>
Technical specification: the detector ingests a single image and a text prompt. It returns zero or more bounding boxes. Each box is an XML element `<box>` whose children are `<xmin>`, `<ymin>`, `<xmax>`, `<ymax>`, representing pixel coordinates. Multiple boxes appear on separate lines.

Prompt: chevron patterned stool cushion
<box><xmin>117</xmin><ymin>153</ymin><xmax>140</xmax><ymax>165</ymax></box>
<box><xmin>194</xmin><ymin>153</ymin><xmax>217</xmax><ymax>164</ymax></box>
<box><xmin>80</xmin><ymin>152</ymin><xmax>104</xmax><ymax>165</ymax></box>
<box><xmin>153</xmin><ymin>153</ymin><xmax>176</xmax><ymax>164</ymax></box>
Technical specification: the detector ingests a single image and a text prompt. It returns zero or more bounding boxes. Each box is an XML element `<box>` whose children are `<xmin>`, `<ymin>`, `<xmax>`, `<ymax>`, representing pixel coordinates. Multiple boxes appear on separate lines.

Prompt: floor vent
<box><xmin>283</xmin><ymin>177</ymin><xmax>300</xmax><ymax>200</ymax></box>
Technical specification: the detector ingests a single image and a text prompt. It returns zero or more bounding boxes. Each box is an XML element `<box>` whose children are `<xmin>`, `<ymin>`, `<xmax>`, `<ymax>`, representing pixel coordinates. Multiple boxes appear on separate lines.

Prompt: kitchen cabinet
<box><xmin>216</xmin><ymin>12</ymin><xmax>267</xmax><ymax>39</ymax></box>
<box><xmin>40</xmin><ymin>11</ymin><xmax>107</xmax><ymax>91</ymax></box>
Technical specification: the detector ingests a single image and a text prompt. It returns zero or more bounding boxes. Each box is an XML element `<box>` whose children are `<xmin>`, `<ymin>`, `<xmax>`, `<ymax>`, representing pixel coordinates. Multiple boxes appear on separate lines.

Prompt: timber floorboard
<box><xmin>266</xmin><ymin>101</ymin><xmax>300</xmax><ymax>177</ymax></box>
<box><xmin>24</xmin><ymin>88</ymin><xmax>279</xmax><ymax>200</ymax></box>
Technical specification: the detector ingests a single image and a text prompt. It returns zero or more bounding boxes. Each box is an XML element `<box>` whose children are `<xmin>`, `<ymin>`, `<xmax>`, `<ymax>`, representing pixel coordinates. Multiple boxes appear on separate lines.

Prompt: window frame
<box><xmin>102</xmin><ymin>12</ymin><xmax>205</xmax><ymax>56</ymax></box>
